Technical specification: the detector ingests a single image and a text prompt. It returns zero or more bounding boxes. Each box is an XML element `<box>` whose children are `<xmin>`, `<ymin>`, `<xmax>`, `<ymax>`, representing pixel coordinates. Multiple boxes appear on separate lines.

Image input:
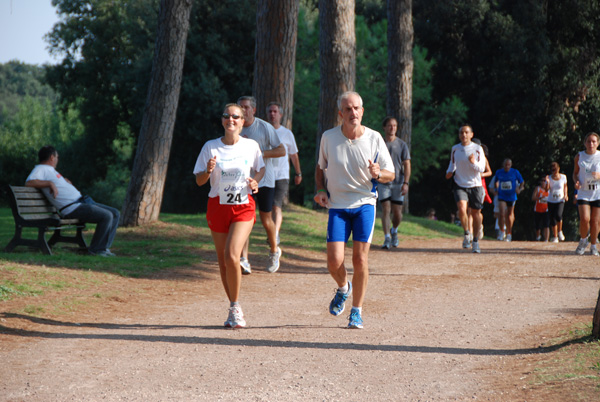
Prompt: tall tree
<box><xmin>316</xmin><ymin>0</ymin><xmax>356</xmax><ymax>157</ymax></box>
<box><xmin>386</xmin><ymin>0</ymin><xmax>413</xmax><ymax>210</ymax></box>
<box><xmin>253</xmin><ymin>0</ymin><xmax>300</xmax><ymax>127</ymax></box>
<box><xmin>121</xmin><ymin>0</ymin><xmax>193</xmax><ymax>226</ymax></box>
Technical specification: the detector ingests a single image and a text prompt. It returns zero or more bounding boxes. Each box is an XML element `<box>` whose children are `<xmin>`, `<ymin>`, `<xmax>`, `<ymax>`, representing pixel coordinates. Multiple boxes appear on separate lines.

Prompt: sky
<box><xmin>0</xmin><ymin>0</ymin><xmax>61</xmax><ymax>65</ymax></box>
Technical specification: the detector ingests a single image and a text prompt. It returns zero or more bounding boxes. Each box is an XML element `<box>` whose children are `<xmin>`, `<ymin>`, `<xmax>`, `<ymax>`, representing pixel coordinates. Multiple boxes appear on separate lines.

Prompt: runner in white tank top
<box><xmin>573</xmin><ymin>132</ymin><xmax>600</xmax><ymax>256</ymax></box>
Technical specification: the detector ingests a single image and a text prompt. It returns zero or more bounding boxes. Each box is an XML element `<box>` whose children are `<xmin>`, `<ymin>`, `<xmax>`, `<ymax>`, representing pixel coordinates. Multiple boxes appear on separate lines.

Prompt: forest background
<box><xmin>1</xmin><ymin>0</ymin><xmax>599</xmax><ymax>241</ymax></box>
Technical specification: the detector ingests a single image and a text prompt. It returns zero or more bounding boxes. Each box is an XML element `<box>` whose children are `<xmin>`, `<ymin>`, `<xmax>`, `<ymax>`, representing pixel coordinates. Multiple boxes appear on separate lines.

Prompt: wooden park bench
<box><xmin>4</xmin><ymin>185</ymin><xmax>87</xmax><ymax>255</ymax></box>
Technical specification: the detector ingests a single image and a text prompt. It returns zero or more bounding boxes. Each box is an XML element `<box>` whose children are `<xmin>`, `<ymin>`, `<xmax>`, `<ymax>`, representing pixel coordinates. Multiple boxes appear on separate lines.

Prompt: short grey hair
<box><xmin>337</xmin><ymin>91</ymin><xmax>363</xmax><ymax>111</ymax></box>
<box><xmin>237</xmin><ymin>95</ymin><xmax>256</xmax><ymax>108</ymax></box>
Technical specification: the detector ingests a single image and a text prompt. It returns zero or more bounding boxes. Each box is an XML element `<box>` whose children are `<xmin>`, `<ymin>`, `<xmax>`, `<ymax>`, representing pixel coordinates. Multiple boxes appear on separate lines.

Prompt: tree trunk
<box><xmin>316</xmin><ymin>0</ymin><xmax>356</xmax><ymax>165</ymax></box>
<box><xmin>253</xmin><ymin>0</ymin><xmax>300</xmax><ymax>128</ymax></box>
<box><xmin>387</xmin><ymin>0</ymin><xmax>413</xmax><ymax>213</ymax></box>
<box><xmin>593</xmin><ymin>288</ymin><xmax>600</xmax><ymax>338</ymax></box>
<box><xmin>121</xmin><ymin>0</ymin><xmax>192</xmax><ymax>227</ymax></box>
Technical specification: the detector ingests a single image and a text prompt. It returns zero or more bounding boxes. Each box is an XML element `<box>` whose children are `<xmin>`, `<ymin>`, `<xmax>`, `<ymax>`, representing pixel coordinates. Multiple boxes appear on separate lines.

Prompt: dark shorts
<box><xmin>273</xmin><ymin>179</ymin><xmax>289</xmax><ymax>208</ymax></box>
<box><xmin>547</xmin><ymin>202</ymin><xmax>565</xmax><ymax>226</ymax></box>
<box><xmin>534</xmin><ymin>211</ymin><xmax>549</xmax><ymax>230</ymax></box>
<box><xmin>578</xmin><ymin>199</ymin><xmax>600</xmax><ymax>208</ymax></box>
<box><xmin>453</xmin><ymin>186</ymin><xmax>484</xmax><ymax>210</ymax></box>
<box><xmin>206</xmin><ymin>196</ymin><xmax>256</xmax><ymax>233</ymax></box>
<box><xmin>499</xmin><ymin>199</ymin><xmax>516</xmax><ymax>207</ymax></box>
<box><xmin>252</xmin><ymin>186</ymin><xmax>275</xmax><ymax>213</ymax></box>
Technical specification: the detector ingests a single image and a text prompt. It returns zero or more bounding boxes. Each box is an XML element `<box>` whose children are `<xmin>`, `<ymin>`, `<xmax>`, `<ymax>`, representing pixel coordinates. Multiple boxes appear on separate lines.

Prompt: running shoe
<box><xmin>591</xmin><ymin>244</ymin><xmax>599</xmax><ymax>256</ymax></box>
<box><xmin>558</xmin><ymin>231</ymin><xmax>566</xmax><ymax>241</ymax></box>
<box><xmin>240</xmin><ymin>257</ymin><xmax>252</xmax><ymax>275</ymax></box>
<box><xmin>478</xmin><ymin>230</ymin><xmax>484</xmax><ymax>240</ymax></box>
<box><xmin>381</xmin><ymin>237</ymin><xmax>391</xmax><ymax>250</ymax></box>
<box><xmin>224</xmin><ymin>306</ymin><xmax>246</xmax><ymax>328</ymax></box>
<box><xmin>472</xmin><ymin>241</ymin><xmax>480</xmax><ymax>254</ymax></box>
<box><xmin>329</xmin><ymin>281</ymin><xmax>352</xmax><ymax>316</ymax></box>
<box><xmin>391</xmin><ymin>231</ymin><xmax>399</xmax><ymax>247</ymax></box>
<box><xmin>576</xmin><ymin>238</ymin><xmax>588</xmax><ymax>255</ymax></box>
<box><xmin>505</xmin><ymin>234</ymin><xmax>512</xmax><ymax>242</ymax></box>
<box><xmin>348</xmin><ymin>308</ymin><xmax>364</xmax><ymax>329</ymax></box>
<box><xmin>550</xmin><ymin>237</ymin><xmax>559</xmax><ymax>243</ymax></box>
<box><xmin>462</xmin><ymin>235</ymin><xmax>471</xmax><ymax>249</ymax></box>
<box><xmin>266</xmin><ymin>247</ymin><xmax>282</xmax><ymax>273</ymax></box>
<box><xmin>497</xmin><ymin>232</ymin><xmax>505</xmax><ymax>241</ymax></box>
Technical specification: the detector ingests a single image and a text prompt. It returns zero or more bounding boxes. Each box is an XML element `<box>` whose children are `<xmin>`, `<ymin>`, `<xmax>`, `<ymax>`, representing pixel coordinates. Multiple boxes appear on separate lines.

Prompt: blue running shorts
<box><xmin>327</xmin><ymin>204</ymin><xmax>376</xmax><ymax>243</ymax></box>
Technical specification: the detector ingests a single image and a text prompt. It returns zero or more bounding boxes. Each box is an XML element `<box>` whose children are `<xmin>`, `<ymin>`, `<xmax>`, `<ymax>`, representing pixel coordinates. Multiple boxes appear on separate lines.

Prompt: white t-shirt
<box><xmin>273</xmin><ymin>125</ymin><xmax>299</xmax><ymax>181</ymax></box>
<box><xmin>26</xmin><ymin>164</ymin><xmax>83</xmax><ymax>215</ymax></box>
<box><xmin>318</xmin><ymin>125</ymin><xmax>393</xmax><ymax>209</ymax></box>
<box><xmin>240</xmin><ymin>117</ymin><xmax>280</xmax><ymax>188</ymax></box>
<box><xmin>547</xmin><ymin>173</ymin><xmax>567</xmax><ymax>203</ymax></box>
<box><xmin>193</xmin><ymin>137</ymin><xmax>265</xmax><ymax>201</ymax></box>
<box><xmin>446</xmin><ymin>142</ymin><xmax>486</xmax><ymax>188</ymax></box>
<box><xmin>576</xmin><ymin>150</ymin><xmax>600</xmax><ymax>201</ymax></box>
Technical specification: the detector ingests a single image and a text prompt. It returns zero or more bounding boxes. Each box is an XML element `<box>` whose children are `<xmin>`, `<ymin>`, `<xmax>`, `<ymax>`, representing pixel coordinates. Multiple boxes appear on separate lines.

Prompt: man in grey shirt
<box><xmin>378</xmin><ymin>116</ymin><xmax>411</xmax><ymax>249</ymax></box>
<box><xmin>237</xmin><ymin>96</ymin><xmax>285</xmax><ymax>274</ymax></box>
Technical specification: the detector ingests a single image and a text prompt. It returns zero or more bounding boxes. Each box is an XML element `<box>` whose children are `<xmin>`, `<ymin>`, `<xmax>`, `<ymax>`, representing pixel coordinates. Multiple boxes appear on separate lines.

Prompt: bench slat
<box><xmin>18</xmin><ymin>206</ymin><xmax>57</xmax><ymax>214</ymax></box>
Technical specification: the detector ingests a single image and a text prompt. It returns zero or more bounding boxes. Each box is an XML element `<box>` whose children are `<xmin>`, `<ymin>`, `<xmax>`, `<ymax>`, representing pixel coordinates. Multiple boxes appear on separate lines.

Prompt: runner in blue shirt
<box><xmin>494</xmin><ymin>159</ymin><xmax>525</xmax><ymax>241</ymax></box>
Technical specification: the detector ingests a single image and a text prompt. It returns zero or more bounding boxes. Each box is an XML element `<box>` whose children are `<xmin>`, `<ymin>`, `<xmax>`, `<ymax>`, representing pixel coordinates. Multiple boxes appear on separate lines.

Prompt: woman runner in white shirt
<box><xmin>194</xmin><ymin>103</ymin><xmax>265</xmax><ymax>327</ymax></box>
<box><xmin>573</xmin><ymin>132</ymin><xmax>600</xmax><ymax>256</ymax></box>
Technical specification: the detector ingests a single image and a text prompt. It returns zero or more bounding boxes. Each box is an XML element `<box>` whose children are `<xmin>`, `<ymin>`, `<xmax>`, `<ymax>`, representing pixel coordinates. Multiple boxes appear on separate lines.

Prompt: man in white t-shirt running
<box><xmin>314</xmin><ymin>91</ymin><xmax>394</xmax><ymax>329</ymax></box>
<box><xmin>445</xmin><ymin>125</ymin><xmax>487</xmax><ymax>253</ymax></box>
<box><xmin>266</xmin><ymin>101</ymin><xmax>302</xmax><ymax>246</ymax></box>
<box><xmin>25</xmin><ymin>145</ymin><xmax>120</xmax><ymax>257</ymax></box>
<box><xmin>237</xmin><ymin>96</ymin><xmax>286</xmax><ymax>274</ymax></box>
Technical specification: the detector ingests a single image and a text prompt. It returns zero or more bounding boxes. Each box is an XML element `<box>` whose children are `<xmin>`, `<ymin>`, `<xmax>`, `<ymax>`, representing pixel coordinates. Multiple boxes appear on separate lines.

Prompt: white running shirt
<box><xmin>576</xmin><ymin>150</ymin><xmax>600</xmax><ymax>201</ymax></box>
<box><xmin>446</xmin><ymin>142</ymin><xmax>486</xmax><ymax>188</ymax></box>
<box><xmin>318</xmin><ymin>125</ymin><xmax>393</xmax><ymax>209</ymax></box>
<box><xmin>193</xmin><ymin>137</ymin><xmax>265</xmax><ymax>200</ymax></box>
<box><xmin>272</xmin><ymin>125</ymin><xmax>299</xmax><ymax>181</ymax></box>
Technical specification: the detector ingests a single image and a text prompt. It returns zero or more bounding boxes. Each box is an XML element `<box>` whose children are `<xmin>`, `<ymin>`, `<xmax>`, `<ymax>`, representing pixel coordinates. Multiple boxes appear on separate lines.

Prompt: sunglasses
<box><xmin>222</xmin><ymin>113</ymin><xmax>241</xmax><ymax>120</ymax></box>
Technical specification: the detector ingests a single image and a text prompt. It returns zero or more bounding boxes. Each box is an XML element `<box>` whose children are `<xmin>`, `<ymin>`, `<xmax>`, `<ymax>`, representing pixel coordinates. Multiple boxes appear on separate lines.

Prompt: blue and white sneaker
<box><xmin>391</xmin><ymin>231</ymin><xmax>399</xmax><ymax>247</ymax></box>
<box><xmin>329</xmin><ymin>281</ymin><xmax>352</xmax><ymax>316</ymax></box>
<box><xmin>348</xmin><ymin>308</ymin><xmax>364</xmax><ymax>329</ymax></box>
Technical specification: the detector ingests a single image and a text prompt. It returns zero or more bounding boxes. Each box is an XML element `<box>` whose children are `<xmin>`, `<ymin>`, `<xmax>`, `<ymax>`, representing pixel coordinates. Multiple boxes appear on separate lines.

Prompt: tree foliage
<box><xmin>413</xmin><ymin>0</ymin><xmax>600</xmax><ymax>237</ymax></box>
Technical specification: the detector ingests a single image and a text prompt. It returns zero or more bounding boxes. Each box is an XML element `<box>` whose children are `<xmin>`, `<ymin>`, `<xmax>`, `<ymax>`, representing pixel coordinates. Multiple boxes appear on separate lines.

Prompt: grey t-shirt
<box><xmin>241</xmin><ymin>117</ymin><xmax>281</xmax><ymax>188</ymax></box>
<box><xmin>386</xmin><ymin>137</ymin><xmax>411</xmax><ymax>185</ymax></box>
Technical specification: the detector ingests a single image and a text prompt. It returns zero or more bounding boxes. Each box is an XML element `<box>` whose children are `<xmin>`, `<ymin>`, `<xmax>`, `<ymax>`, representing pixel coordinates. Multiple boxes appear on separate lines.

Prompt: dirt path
<box><xmin>1</xmin><ymin>238</ymin><xmax>599</xmax><ymax>401</ymax></box>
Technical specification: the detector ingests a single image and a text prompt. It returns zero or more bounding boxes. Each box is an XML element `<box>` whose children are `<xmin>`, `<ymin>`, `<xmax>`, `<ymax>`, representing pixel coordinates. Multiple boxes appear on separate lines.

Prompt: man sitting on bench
<box><xmin>25</xmin><ymin>145</ymin><xmax>120</xmax><ymax>257</ymax></box>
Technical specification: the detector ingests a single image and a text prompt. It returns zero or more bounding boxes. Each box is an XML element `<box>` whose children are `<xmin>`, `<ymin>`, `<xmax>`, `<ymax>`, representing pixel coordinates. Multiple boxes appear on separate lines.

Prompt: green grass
<box><xmin>0</xmin><ymin>205</ymin><xmax>463</xmax><ymax>270</ymax></box>
<box><xmin>531</xmin><ymin>324</ymin><xmax>600</xmax><ymax>392</ymax></box>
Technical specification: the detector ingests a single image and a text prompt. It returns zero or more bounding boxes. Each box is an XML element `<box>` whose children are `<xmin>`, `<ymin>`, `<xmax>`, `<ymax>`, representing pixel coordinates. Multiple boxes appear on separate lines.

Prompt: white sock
<box><xmin>339</xmin><ymin>283</ymin><xmax>349</xmax><ymax>293</ymax></box>
<box><xmin>384</xmin><ymin>234</ymin><xmax>391</xmax><ymax>240</ymax></box>
<box><xmin>391</xmin><ymin>227</ymin><xmax>398</xmax><ymax>234</ymax></box>
<box><xmin>351</xmin><ymin>306</ymin><xmax>362</xmax><ymax>313</ymax></box>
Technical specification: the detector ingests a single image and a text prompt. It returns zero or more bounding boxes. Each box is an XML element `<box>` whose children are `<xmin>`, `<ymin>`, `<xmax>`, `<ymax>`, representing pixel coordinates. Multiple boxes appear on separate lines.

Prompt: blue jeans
<box><xmin>65</xmin><ymin>196</ymin><xmax>120</xmax><ymax>253</ymax></box>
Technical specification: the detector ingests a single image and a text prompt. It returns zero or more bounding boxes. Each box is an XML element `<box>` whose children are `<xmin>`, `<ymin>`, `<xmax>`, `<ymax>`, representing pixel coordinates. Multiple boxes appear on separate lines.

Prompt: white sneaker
<box><xmin>505</xmin><ymin>234</ymin><xmax>512</xmax><ymax>242</ymax></box>
<box><xmin>536</xmin><ymin>235</ymin><xmax>542</xmax><ymax>241</ymax></box>
<box><xmin>576</xmin><ymin>238</ymin><xmax>589</xmax><ymax>255</ymax></box>
<box><xmin>591</xmin><ymin>244</ymin><xmax>599</xmax><ymax>256</ymax></box>
<box><xmin>240</xmin><ymin>257</ymin><xmax>252</xmax><ymax>275</ymax></box>
<box><xmin>472</xmin><ymin>241</ymin><xmax>481</xmax><ymax>254</ymax></box>
<box><xmin>550</xmin><ymin>237</ymin><xmax>559</xmax><ymax>243</ymax></box>
<box><xmin>558</xmin><ymin>231</ymin><xmax>565</xmax><ymax>241</ymax></box>
<box><xmin>462</xmin><ymin>234</ymin><xmax>471</xmax><ymax>249</ymax></box>
<box><xmin>224</xmin><ymin>306</ymin><xmax>246</xmax><ymax>328</ymax></box>
<box><xmin>497</xmin><ymin>231</ymin><xmax>505</xmax><ymax>241</ymax></box>
<box><xmin>266</xmin><ymin>247</ymin><xmax>281</xmax><ymax>273</ymax></box>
